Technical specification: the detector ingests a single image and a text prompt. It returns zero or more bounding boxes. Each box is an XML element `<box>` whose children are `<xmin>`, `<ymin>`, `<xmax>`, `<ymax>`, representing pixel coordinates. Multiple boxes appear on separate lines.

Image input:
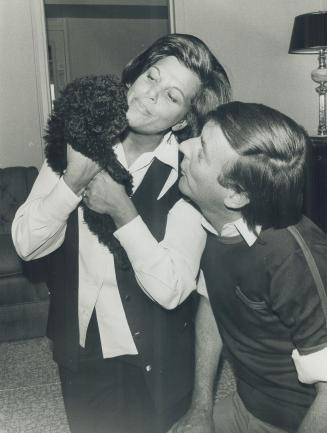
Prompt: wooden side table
<box><xmin>304</xmin><ymin>136</ymin><xmax>327</xmax><ymax>233</ymax></box>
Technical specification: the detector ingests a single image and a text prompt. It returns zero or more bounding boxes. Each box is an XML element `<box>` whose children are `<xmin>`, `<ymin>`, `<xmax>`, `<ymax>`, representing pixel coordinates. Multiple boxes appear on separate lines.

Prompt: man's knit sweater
<box><xmin>201</xmin><ymin>216</ymin><xmax>327</xmax><ymax>432</ymax></box>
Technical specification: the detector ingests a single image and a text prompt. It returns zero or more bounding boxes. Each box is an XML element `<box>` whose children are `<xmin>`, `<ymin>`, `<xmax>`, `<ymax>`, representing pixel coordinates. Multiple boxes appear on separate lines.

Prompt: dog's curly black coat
<box><xmin>44</xmin><ymin>74</ymin><xmax>133</xmax><ymax>268</ymax></box>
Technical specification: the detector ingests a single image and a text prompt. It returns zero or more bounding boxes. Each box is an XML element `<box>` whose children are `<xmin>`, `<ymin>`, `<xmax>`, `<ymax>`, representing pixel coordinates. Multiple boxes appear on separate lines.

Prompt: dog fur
<box><xmin>44</xmin><ymin>74</ymin><xmax>132</xmax><ymax>267</ymax></box>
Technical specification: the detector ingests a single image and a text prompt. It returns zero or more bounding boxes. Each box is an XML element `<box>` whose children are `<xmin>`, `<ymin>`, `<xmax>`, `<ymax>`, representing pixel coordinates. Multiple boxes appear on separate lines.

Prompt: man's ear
<box><xmin>171</xmin><ymin>119</ymin><xmax>188</xmax><ymax>132</ymax></box>
<box><xmin>224</xmin><ymin>188</ymin><xmax>250</xmax><ymax>209</ymax></box>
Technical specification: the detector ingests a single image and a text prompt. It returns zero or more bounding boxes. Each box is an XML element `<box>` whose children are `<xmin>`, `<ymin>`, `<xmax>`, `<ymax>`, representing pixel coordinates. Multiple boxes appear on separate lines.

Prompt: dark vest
<box><xmin>46</xmin><ymin>158</ymin><xmax>197</xmax><ymax>408</ymax></box>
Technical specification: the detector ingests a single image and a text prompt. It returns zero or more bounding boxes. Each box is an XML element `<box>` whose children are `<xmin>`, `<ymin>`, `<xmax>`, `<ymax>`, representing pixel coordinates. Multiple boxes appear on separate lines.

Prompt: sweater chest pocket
<box><xmin>235</xmin><ymin>285</ymin><xmax>268</xmax><ymax>311</ymax></box>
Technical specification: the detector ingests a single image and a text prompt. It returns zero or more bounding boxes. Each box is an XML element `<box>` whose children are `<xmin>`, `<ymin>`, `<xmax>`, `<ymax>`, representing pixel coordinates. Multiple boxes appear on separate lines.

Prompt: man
<box><xmin>171</xmin><ymin>102</ymin><xmax>327</xmax><ymax>433</ymax></box>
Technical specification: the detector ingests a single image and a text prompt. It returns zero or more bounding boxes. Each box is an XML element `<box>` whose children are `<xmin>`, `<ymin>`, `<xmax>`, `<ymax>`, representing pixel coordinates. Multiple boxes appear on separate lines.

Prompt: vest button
<box><xmin>134</xmin><ymin>331</ymin><xmax>141</xmax><ymax>339</ymax></box>
<box><xmin>145</xmin><ymin>364</ymin><xmax>152</xmax><ymax>372</ymax></box>
<box><xmin>124</xmin><ymin>295</ymin><xmax>131</xmax><ymax>302</ymax></box>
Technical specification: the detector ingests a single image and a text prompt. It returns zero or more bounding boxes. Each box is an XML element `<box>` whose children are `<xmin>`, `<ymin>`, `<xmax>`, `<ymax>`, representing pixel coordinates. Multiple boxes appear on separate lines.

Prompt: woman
<box><xmin>12</xmin><ymin>34</ymin><xmax>231</xmax><ymax>433</ymax></box>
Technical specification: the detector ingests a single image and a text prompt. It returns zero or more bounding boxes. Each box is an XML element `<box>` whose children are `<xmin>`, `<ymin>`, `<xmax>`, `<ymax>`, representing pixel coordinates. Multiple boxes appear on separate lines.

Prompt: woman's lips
<box><xmin>133</xmin><ymin>99</ymin><xmax>151</xmax><ymax>116</ymax></box>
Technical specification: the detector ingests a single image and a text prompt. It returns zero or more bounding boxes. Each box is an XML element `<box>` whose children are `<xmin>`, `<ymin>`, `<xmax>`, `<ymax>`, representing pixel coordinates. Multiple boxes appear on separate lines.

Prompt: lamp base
<box><xmin>311</xmin><ymin>50</ymin><xmax>327</xmax><ymax>136</ymax></box>
<box><xmin>314</xmin><ymin>84</ymin><xmax>327</xmax><ymax>135</ymax></box>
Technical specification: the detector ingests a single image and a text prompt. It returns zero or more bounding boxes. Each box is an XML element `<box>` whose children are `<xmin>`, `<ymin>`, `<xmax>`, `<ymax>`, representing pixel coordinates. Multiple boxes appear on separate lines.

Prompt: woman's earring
<box><xmin>172</xmin><ymin>119</ymin><xmax>187</xmax><ymax>131</ymax></box>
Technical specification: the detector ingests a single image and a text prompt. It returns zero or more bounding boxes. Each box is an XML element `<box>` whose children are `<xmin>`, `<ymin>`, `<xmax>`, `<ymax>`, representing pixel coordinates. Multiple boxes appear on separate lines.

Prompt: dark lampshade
<box><xmin>289</xmin><ymin>11</ymin><xmax>327</xmax><ymax>54</ymax></box>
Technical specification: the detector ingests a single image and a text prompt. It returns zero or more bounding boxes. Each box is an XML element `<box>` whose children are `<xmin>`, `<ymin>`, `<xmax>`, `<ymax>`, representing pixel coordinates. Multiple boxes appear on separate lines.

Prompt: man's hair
<box><xmin>122</xmin><ymin>33</ymin><xmax>231</xmax><ymax>141</ymax></box>
<box><xmin>207</xmin><ymin>102</ymin><xmax>308</xmax><ymax>229</ymax></box>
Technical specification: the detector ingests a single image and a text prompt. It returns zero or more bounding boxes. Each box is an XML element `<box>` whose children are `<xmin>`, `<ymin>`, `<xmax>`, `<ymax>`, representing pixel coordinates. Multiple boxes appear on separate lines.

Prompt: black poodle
<box><xmin>44</xmin><ymin>74</ymin><xmax>132</xmax><ymax>267</ymax></box>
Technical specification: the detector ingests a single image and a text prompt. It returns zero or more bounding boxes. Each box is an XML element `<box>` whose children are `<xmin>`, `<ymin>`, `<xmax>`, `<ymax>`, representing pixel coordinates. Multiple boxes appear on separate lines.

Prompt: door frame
<box><xmin>30</xmin><ymin>0</ymin><xmax>52</xmax><ymax>156</ymax></box>
<box><xmin>31</xmin><ymin>0</ymin><xmax>176</xmax><ymax>156</ymax></box>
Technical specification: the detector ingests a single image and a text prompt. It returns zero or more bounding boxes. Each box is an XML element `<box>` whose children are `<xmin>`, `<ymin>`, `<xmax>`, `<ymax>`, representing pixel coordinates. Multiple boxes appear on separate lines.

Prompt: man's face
<box><xmin>179</xmin><ymin>121</ymin><xmax>239</xmax><ymax>211</ymax></box>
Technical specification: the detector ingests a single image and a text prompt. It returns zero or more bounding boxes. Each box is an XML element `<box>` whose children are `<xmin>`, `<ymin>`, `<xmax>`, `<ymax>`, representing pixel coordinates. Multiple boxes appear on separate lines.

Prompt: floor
<box><xmin>0</xmin><ymin>338</ymin><xmax>70</xmax><ymax>433</ymax></box>
<box><xmin>0</xmin><ymin>337</ymin><xmax>235</xmax><ymax>433</ymax></box>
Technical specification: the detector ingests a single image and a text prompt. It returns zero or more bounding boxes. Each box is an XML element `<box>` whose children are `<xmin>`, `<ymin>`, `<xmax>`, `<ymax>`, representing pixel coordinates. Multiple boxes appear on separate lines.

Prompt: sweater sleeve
<box><xmin>269</xmin><ymin>241</ymin><xmax>327</xmax><ymax>382</ymax></box>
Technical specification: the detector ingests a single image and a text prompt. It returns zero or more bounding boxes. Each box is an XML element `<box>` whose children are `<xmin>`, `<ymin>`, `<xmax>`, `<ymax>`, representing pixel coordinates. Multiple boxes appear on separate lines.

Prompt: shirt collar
<box><xmin>114</xmin><ymin>131</ymin><xmax>179</xmax><ymax>173</ymax></box>
<box><xmin>153</xmin><ymin>131</ymin><xmax>179</xmax><ymax>172</ymax></box>
<box><xmin>201</xmin><ymin>216</ymin><xmax>260</xmax><ymax>247</ymax></box>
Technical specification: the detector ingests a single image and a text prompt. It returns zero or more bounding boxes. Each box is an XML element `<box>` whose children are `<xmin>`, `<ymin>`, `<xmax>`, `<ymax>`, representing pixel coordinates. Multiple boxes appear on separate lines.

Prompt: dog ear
<box><xmin>171</xmin><ymin>119</ymin><xmax>187</xmax><ymax>131</ymax></box>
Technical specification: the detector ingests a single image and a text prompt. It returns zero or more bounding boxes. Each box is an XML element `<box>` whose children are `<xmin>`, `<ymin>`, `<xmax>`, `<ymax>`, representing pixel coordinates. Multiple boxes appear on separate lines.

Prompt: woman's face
<box><xmin>126</xmin><ymin>56</ymin><xmax>201</xmax><ymax>135</ymax></box>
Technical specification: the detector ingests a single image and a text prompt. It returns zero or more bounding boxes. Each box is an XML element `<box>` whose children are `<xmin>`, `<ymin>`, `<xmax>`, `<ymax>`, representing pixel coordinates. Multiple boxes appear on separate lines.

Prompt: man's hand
<box><xmin>167</xmin><ymin>407</ymin><xmax>214</xmax><ymax>433</ymax></box>
<box><xmin>297</xmin><ymin>381</ymin><xmax>327</xmax><ymax>432</ymax></box>
<box><xmin>83</xmin><ymin>171</ymin><xmax>138</xmax><ymax>227</ymax></box>
<box><xmin>63</xmin><ymin>144</ymin><xmax>102</xmax><ymax>195</ymax></box>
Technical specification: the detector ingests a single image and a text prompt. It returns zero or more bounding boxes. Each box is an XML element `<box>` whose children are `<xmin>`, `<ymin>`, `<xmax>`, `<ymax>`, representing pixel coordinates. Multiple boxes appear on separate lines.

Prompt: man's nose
<box><xmin>179</xmin><ymin>141</ymin><xmax>187</xmax><ymax>155</ymax></box>
<box><xmin>179</xmin><ymin>138</ymin><xmax>194</xmax><ymax>156</ymax></box>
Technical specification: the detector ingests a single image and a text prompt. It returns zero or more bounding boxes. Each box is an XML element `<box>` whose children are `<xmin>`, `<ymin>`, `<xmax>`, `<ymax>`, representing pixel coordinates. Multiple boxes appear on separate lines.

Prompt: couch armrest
<box><xmin>0</xmin><ymin>166</ymin><xmax>38</xmax><ymax>235</ymax></box>
<box><xmin>0</xmin><ymin>234</ymin><xmax>24</xmax><ymax>277</ymax></box>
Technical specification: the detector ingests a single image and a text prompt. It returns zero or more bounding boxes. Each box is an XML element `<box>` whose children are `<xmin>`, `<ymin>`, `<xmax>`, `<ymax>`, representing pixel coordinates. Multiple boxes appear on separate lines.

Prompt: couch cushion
<box><xmin>0</xmin><ymin>300</ymin><xmax>49</xmax><ymax>341</ymax></box>
<box><xmin>0</xmin><ymin>276</ymin><xmax>49</xmax><ymax>306</ymax></box>
<box><xmin>0</xmin><ymin>234</ymin><xmax>24</xmax><ymax>276</ymax></box>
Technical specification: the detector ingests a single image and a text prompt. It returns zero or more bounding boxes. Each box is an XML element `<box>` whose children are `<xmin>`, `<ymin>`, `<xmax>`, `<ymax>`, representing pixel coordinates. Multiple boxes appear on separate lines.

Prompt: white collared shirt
<box><xmin>201</xmin><ymin>217</ymin><xmax>259</xmax><ymax>246</ymax></box>
<box><xmin>12</xmin><ymin>132</ymin><xmax>206</xmax><ymax>357</ymax></box>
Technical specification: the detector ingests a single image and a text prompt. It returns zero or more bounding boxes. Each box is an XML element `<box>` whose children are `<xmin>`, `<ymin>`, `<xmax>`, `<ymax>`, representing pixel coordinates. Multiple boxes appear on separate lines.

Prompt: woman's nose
<box><xmin>145</xmin><ymin>83</ymin><xmax>159</xmax><ymax>102</ymax></box>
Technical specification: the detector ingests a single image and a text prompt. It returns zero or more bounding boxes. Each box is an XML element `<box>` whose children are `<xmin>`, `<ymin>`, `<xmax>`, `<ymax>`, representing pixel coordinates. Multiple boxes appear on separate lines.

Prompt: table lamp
<box><xmin>289</xmin><ymin>11</ymin><xmax>327</xmax><ymax>136</ymax></box>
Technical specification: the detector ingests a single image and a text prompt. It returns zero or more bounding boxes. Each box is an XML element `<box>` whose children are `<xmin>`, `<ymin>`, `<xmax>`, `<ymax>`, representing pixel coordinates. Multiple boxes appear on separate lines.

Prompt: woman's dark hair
<box><xmin>207</xmin><ymin>102</ymin><xmax>308</xmax><ymax>230</ymax></box>
<box><xmin>122</xmin><ymin>33</ymin><xmax>231</xmax><ymax>141</ymax></box>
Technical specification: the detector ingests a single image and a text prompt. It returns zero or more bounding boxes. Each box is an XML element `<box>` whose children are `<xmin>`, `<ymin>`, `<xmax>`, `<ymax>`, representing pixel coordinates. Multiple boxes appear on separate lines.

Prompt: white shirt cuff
<box><xmin>114</xmin><ymin>215</ymin><xmax>158</xmax><ymax>265</ymax></box>
<box><xmin>197</xmin><ymin>270</ymin><xmax>209</xmax><ymax>298</ymax></box>
<box><xmin>292</xmin><ymin>346</ymin><xmax>327</xmax><ymax>384</ymax></box>
<box><xmin>43</xmin><ymin>176</ymin><xmax>81</xmax><ymax>222</ymax></box>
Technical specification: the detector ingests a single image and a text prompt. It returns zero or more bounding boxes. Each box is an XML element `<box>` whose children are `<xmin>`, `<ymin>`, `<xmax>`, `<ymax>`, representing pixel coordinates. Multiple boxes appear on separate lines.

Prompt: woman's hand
<box><xmin>83</xmin><ymin>171</ymin><xmax>138</xmax><ymax>228</ymax></box>
<box><xmin>63</xmin><ymin>144</ymin><xmax>102</xmax><ymax>196</ymax></box>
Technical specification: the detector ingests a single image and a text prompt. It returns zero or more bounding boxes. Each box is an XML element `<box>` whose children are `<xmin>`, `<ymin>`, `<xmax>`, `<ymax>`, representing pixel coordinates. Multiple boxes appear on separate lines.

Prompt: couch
<box><xmin>0</xmin><ymin>166</ymin><xmax>49</xmax><ymax>341</ymax></box>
